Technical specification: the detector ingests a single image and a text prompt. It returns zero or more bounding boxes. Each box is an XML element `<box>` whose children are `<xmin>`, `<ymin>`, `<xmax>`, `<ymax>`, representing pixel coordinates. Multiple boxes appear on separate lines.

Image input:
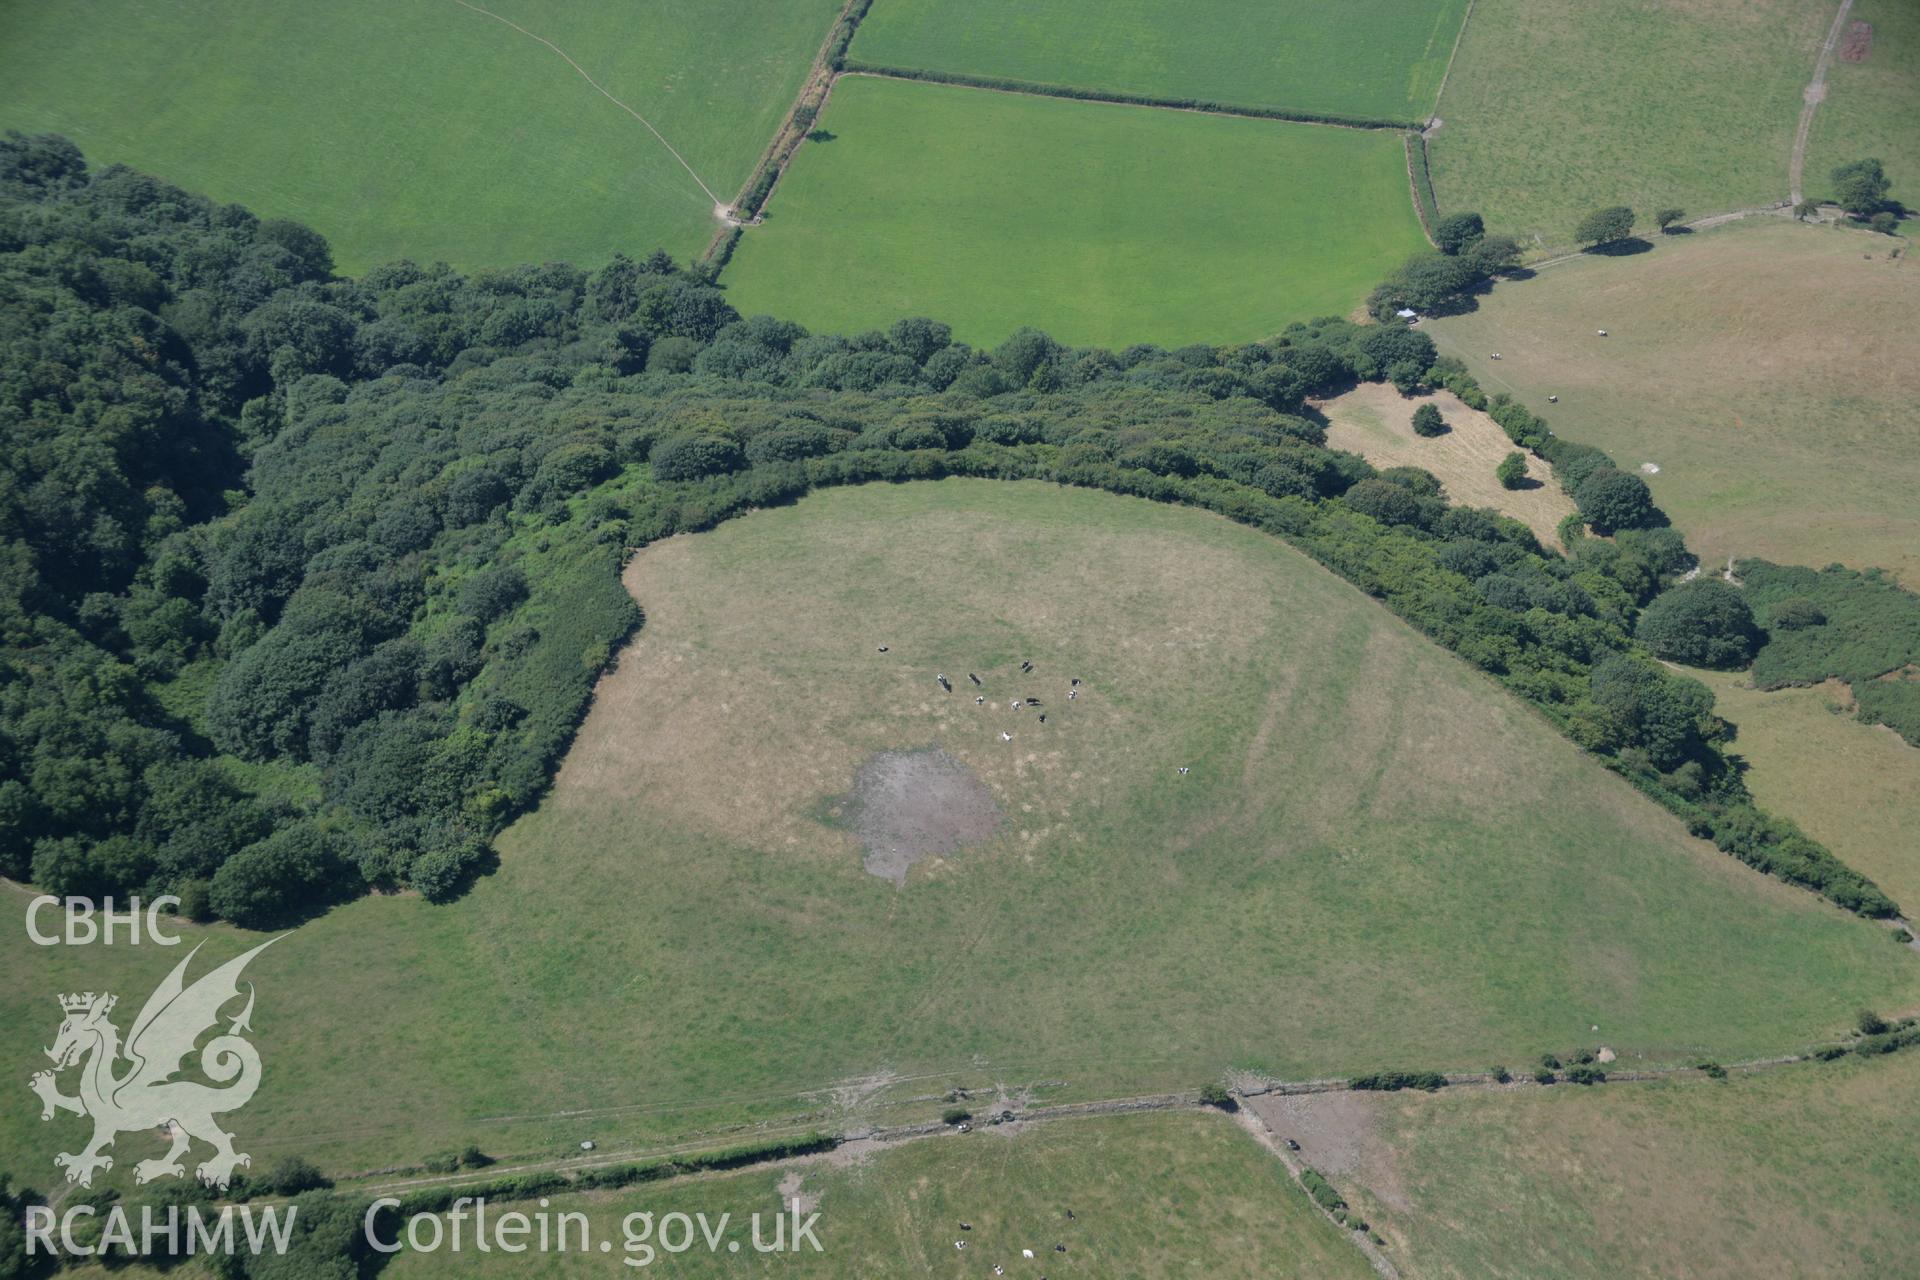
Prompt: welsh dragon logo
<box><xmin>29</xmin><ymin>939</ymin><xmax>278</xmax><ymax>1189</ymax></box>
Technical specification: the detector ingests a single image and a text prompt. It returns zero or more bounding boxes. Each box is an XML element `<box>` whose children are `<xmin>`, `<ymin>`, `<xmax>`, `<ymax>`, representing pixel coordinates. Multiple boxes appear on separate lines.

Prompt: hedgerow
<box><xmin>1349</xmin><ymin>1070</ymin><xmax>1448</xmax><ymax>1092</ymax></box>
<box><xmin>1406</xmin><ymin>134</ymin><xmax>1441</xmax><ymax>241</ymax></box>
<box><xmin>1300</xmin><ymin>1169</ymin><xmax>1348</xmax><ymax>1213</ymax></box>
<box><xmin>837</xmin><ymin>64</ymin><xmax>1420</xmax><ymax>130</ymax></box>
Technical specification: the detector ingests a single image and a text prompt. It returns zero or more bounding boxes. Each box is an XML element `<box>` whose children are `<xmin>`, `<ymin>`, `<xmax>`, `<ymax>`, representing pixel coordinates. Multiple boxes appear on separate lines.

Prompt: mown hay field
<box><xmin>1317</xmin><ymin>381</ymin><xmax>1577</xmax><ymax>548</ymax></box>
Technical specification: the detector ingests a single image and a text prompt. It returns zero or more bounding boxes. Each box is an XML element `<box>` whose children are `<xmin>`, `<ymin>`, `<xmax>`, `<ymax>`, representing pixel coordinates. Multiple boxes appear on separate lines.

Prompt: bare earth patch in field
<box><xmin>1318</xmin><ymin>382</ymin><xmax>1578</xmax><ymax>547</ymax></box>
<box><xmin>847</xmin><ymin>748</ymin><xmax>1003</xmax><ymax>885</ymax></box>
<box><xmin>1840</xmin><ymin>20</ymin><xmax>1874</xmax><ymax>61</ymax></box>
<box><xmin>1245</xmin><ymin>1091</ymin><xmax>1403</xmax><ymax>1204</ymax></box>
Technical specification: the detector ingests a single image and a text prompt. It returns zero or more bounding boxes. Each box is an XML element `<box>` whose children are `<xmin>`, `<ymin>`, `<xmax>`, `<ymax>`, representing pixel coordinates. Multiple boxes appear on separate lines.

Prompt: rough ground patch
<box><xmin>848</xmin><ymin>748</ymin><xmax>1003</xmax><ymax>885</ymax></box>
<box><xmin>1839</xmin><ymin>20</ymin><xmax>1874</xmax><ymax>61</ymax></box>
<box><xmin>1317</xmin><ymin>381</ymin><xmax>1578</xmax><ymax>548</ymax></box>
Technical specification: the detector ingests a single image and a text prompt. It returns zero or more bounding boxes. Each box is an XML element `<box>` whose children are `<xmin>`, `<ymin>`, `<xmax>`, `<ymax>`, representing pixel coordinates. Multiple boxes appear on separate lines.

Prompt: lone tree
<box><xmin>1573</xmin><ymin>467</ymin><xmax>1655</xmax><ymax>532</ymax></box>
<box><xmin>1654</xmin><ymin>207</ymin><xmax>1687</xmax><ymax>232</ymax></box>
<box><xmin>1433</xmin><ymin>211</ymin><xmax>1485</xmax><ymax>255</ymax></box>
<box><xmin>1830</xmin><ymin>159</ymin><xmax>1892</xmax><ymax>217</ymax></box>
<box><xmin>1411</xmin><ymin>403</ymin><xmax>1447</xmax><ymax>436</ymax></box>
<box><xmin>1574</xmin><ymin>205</ymin><xmax>1636</xmax><ymax>248</ymax></box>
<box><xmin>1496</xmin><ymin>451</ymin><xmax>1528</xmax><ymax>489</ymax></box>
<box><xmin>1634</xmin><ymin>580</ymin><xmax>1758</xmax><ymax>668</ymax></box>
<box><xmin>1464</xmin><ymin>232</ymin><xmax>1523</xmax><ymax>276</ymax></box>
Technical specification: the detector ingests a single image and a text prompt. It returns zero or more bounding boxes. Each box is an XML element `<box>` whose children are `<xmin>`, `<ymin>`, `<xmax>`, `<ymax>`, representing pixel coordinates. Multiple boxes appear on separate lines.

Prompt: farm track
<box><xmin>1791</xmin><ymin>0</ymin><xmax>1857</xmax><ymax>206</ymax></box>
<box><xmin>339</xmin><ymin>1048</ymin><xmax>1866</xmax><ymax>1191</ymax></box>
<box><xmin>323</xmin><ymin>1044</ymin><xmax>1905</xmax><ymax>1276</ymax></box>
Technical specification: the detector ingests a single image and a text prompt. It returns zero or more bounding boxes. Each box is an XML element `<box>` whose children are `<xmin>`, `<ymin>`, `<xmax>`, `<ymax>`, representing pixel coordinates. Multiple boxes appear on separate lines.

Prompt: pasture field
<box><xmin>385</xmin><ymin>1111</ymin><xmax>1375</xmax><ymax>1278</ymax></box>
<box><xmin>1424</xmin><ymin>219</ymin><xmax>1920</xmax><ymax>584</ymax></box>
<box><xmin>1275</xmin><ymin>1051</ymin><xmax>1920</xmax><ymax>1278</ymax></box>
<box><xmin>721</xmin><ymin>77</ymin><xmax>1430</xmax><ymax>346</ymax></box>
<box><xmin>1806</xmin><ymin>0</ymin><xmax>1920</xmax><ymax>210</ymax></box>
<box><xmin>1691</xmin><ymin>672</ymin><xmax>1920</xmax><ymax>916</ymax></box>
<box><xmin>6</xmin><ymin>480</ymin><xmax>1916</xmax><ymax>1185</ymax></box>
<box><xmin>1317</xmin><ymin>381</ymin><xmax>1577</xmax><ymax>548</ymax></box>
<box><xmin>1427</xmin><ymin>0</ymin><xmax>1826</xmax><ymax>249</ymax></box>
<box><xmin>848</xmin><ymin>0</ymin><xmax>1470</xmax><ymax>124</ymax></box>
<box><xmin>0</xmin><ymin>0</ymin><xmax>838</xmax><ymax>271</ymax></box>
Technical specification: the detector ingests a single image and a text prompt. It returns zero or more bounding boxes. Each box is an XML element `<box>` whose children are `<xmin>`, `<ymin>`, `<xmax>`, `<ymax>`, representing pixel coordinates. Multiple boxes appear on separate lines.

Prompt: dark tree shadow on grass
<box><xmin>1583</xmin><ymin>237</ymin><xmax>1655</xmax><ymax>257</ymax></box>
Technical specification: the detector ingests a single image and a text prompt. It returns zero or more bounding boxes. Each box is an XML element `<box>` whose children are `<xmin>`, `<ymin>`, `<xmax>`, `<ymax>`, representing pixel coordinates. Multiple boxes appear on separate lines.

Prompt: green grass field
<box><xmin>849</xmin><ymin>0</ymin><xmax>1469</xmax><ymax>123</ymax></box>
<box><xmin>1314</xmin><ymin>1052</ymin><xmax>1920</xmax><ymax>1277</ymax></box>
<box><xmin>1425</xmin><ymin>219</ymin><xmax>1920</xmax><ymax>584</ymax></box>
<box><xmin>1428</xmin><ymin>0</ymin><xmax>1827</xmax><ymax>249</ymax></box>
<box><xmin>722</xmin><ymin>77</ymin><xmax>1430</xmax><ymax>346</ymax></box>
<box><xmin>384</xmin><ymin>1111</ymin><xmax>1375</xmax><ymax>1278</ymax></box>
<box><xmin>0</xmin><ymin>0</ymin><xmax>838</xmax><ymax>271</ymax></box>
<box><xmin>1689</xmin><ymin>670</ymin><xmax>1920</xmax><ymax>918</ymax></box>
<box><xmin>1806</xmin><ymin>0</ymin><xmax>1920</xmax><ymax>210</ymax></box>
<box><xmin>8</xmin><ymin>480</ymin><xmax>1912</xmax><ymax>1187</ymax></box>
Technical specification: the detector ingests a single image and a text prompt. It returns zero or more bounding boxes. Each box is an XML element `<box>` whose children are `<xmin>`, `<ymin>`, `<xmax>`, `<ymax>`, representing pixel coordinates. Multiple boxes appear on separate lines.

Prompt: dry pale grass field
<box><xmin>1304</xmin><ymin>1051</ymin><xmax>1920</xmax><ymax>1278</ymax></box>
<box><xmin>1426</xmin><ymin>220</ymin><xmax>1920</xmax><ymax>584</ymax></box>
<box><xmin>1690</xmin><ymin>671</ymin><xmax>1920</xmax><ymax>913</ymax></box>
<box><xmin>494</xmin><ymin>478</ymin><xmax>1915</xmax><ymax>1109</ymax></box>
<box><xmin>11</xmin><ymin>481</ymin><xmax>1913</xmax><ymax>1184</ymax></box>
<box><xmin>1317</xmin><ymin>381</ymin><xmax>1577</xmax><ymax>548</ymax></box>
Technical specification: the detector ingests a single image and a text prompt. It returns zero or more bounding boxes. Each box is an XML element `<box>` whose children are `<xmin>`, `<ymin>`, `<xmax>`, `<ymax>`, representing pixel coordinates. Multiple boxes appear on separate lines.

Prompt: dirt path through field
<box><xmin>448</xmin><ymin>0</ymin><xmax>724</xmax><ymax>208</ymax></box>
<box><xmin>1790</xmin><ymin>0</ymin><xmax>1856</xmax><ymax>206</ymax></box>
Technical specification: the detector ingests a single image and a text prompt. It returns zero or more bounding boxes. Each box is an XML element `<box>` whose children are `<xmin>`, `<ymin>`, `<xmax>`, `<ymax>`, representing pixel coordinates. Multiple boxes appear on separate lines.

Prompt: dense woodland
<box><xmin>0</xmin><ymin>132</ymin><xmax>1903</xmax><ymax>928</ymax></box>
